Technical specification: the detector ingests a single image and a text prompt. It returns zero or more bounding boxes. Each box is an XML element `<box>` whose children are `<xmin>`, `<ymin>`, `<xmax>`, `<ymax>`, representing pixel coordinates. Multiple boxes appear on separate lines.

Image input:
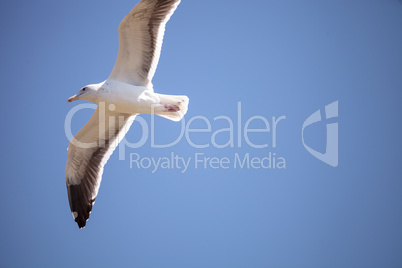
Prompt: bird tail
<box><xmin>154</xmin><ymin>94</ymin><xmax>189</xmax><ymax>122</ymax></box>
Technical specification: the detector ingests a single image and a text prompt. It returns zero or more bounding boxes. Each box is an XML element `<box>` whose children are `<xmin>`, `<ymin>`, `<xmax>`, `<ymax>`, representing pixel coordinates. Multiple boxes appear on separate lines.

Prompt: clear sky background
<box><xmin>1</xmin><ymin>0</ymin><xmax>401</xmax><ymax>267</ymax></box>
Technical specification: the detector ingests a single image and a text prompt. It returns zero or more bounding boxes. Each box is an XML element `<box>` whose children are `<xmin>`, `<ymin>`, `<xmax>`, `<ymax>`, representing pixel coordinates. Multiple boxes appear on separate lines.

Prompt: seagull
<box><xmin>66</xmin><ymin>0</ymin><xmax>187</xmax><ymax>229</ymax></box>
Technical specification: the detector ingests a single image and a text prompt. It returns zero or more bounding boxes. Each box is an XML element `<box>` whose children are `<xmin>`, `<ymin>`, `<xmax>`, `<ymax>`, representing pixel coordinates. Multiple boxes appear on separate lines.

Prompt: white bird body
<box><xmin>101</xmin><ymin>79</ymin><xmax>156</xmax><ymax>114</ymax></box>
<box><xmin>65</xmin><ymin>0</ymin><xmax>187</xmax><ymax>228</ymax></box>
<box><xmin>79</xmin><ymin>79</ymin><xmax>188</xmax><ymax>119</ymax></box>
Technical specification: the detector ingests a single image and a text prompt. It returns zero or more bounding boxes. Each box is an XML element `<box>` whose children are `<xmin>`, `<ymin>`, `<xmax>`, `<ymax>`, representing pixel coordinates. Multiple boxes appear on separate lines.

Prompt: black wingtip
<box><xmin>76</xmin><ymin>216</ymin><xmax>87</xmax><ymax>229</ymax></box>
<box><xmin>67</xmin><ymin>184</ymin><xmax>94</xmax><ymax>229</ymax></box>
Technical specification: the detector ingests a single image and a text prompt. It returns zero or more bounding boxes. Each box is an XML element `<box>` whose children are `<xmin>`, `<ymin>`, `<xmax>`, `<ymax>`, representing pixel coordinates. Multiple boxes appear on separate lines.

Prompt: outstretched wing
<box><xmin>108</xmin><ymin>0</ymin><xmax>181</xmax><ymax>87</ymax></box>
<box><xmin>65</xmin><ymin>106</ymin><xmax>136</xmax><ymax>228</ymax></box>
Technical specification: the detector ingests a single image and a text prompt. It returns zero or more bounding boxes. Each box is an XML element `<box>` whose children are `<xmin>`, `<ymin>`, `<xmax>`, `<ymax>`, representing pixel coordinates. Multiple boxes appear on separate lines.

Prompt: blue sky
<box><xmin>1</xmin><ymin>0</ymin><xmax>402</xmax><ymax>267</ymax></box>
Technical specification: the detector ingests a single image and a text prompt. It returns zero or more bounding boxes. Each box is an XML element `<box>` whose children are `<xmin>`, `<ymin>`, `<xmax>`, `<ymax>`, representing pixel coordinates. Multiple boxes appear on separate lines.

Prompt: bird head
<box><xmin>68</xmin><ymin>82</ymin><xmax>103</xmax><ymax>103</ymax></box>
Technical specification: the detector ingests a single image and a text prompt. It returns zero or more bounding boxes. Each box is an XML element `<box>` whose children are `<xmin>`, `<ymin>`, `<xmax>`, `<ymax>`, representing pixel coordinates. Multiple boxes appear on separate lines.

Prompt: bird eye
<box><xmin>82</xmin><ymin>87</ymin><xmax>86</xmax><ymax>91</ymax></box>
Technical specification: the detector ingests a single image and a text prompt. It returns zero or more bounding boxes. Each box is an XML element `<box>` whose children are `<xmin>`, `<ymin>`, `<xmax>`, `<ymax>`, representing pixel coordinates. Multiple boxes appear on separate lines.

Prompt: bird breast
<box><xmin>101</xmin><ymin>79</ymin><xmax>159</xmax><ymax>114</ymax></box>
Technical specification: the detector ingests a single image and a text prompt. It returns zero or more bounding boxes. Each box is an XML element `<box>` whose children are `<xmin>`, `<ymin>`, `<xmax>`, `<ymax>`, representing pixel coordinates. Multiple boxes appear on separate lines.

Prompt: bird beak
<box><xmin>67</xmin><ymin>94</ymin><xmax>79</xmax><ymax>103</ymax></box>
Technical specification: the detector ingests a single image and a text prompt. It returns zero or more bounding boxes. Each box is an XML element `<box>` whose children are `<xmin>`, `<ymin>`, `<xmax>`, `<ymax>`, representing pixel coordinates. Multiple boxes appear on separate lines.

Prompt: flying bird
<box><xmin>66</xmin><ymin>0</ymin><xmax>187</xmax><ymax>229</ymax></box>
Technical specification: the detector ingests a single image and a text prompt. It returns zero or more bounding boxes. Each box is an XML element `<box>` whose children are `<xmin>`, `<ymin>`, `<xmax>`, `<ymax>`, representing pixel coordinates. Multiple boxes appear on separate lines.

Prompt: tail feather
<box><xmin>155</xmin><ymin>94</ymin><xmax>189</xmax><ymax>121</ymax></box>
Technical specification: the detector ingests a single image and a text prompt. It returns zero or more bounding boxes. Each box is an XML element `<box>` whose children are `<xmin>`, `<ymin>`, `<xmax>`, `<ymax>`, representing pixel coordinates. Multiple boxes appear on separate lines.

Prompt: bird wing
<box><xmin>65</xmin><ymin>105</ymin><xmax>136</xmax><ymax>228</ymax></box>
<box><xmin>108</xmin><ymin>0</ymin><xmax>181</xmax><ymax>87</ymax></box>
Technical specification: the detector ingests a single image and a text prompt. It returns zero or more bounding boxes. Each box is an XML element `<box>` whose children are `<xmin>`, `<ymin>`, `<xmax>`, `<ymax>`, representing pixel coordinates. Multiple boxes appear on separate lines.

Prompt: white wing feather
<box><xmin>65</xmin><ymin>106</ymin><xmax>135</xmax><ymax>228</ymax></box>
<box><xmin>108</xmin><ymin>0</ymin><xmax>181</xmax><ymax>87</ymax></box>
